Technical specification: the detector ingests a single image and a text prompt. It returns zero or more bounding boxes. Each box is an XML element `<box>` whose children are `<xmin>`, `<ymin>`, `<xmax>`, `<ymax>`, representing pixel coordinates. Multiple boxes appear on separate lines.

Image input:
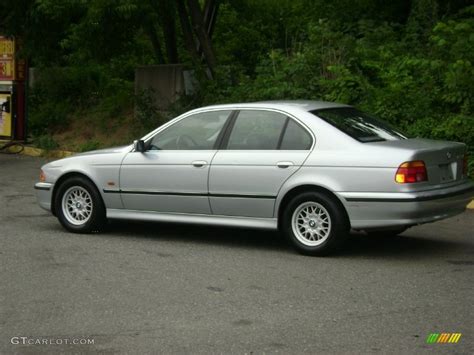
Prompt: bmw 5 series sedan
<box><xmin>35</xmin><ymin>101</ymin><xmax>474</xmax><ymax>255</ymax></box>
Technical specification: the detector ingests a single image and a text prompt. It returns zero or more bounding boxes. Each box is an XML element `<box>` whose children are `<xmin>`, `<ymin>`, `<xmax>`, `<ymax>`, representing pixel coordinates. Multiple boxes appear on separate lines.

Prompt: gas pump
<box><xmin>0</xmin><ymin>36</ymin><xmax>27</xmax><ymax>143</ymax></box>
<box><xmin>0</xmin><ymin>88</ymin><xmax>13</xmax><ymax>139</ymax></box>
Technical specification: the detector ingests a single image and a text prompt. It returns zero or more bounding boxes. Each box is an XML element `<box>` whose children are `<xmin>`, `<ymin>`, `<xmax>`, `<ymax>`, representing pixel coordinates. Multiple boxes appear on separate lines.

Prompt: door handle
<box><xmin>276</xmin><ymin>161</ymin><xmax>294</xmax><ymax>168</ymax></box>
<box><xmin>192</xmin><ymin>160</ymin><xmax>207</xmax><ymax>168</ymax></box>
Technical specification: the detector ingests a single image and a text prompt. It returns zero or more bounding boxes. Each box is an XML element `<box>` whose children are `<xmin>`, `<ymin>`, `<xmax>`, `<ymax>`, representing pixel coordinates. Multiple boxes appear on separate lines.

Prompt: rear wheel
<box><xmin>282</xmin><ymin>192</ymin><xmax>349</xmax><ymax>255</ymax></box>
<box><xmin>55</xmin><ymin>176</ymin><xmax>106</xmax><ymax>233</ymax></box>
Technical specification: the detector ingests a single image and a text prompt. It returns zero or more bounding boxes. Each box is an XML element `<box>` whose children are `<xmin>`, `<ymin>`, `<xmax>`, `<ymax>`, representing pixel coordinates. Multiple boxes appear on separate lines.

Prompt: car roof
<box><xmin>199</xmin><ymin>100</ymin><xmax>351</xmax><ymax>112</ymax></box>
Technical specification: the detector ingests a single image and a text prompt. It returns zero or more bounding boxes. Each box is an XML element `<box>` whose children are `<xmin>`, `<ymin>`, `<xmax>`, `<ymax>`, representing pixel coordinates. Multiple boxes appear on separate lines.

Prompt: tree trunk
<box><xmin>176</xmin><ymin>0</ymin><xmax>199</xmax><ymax>60</ymax></box>
<box><xmin>162</xmin><ymin>6</ymin><xmax>179</xmax><ymax>63</ymax></box>
<box><xmin>203</xmin><ymin>0</ymin><xmax>218</xmax><ymax>39</ymax></box>
<box><xmin>150</xmin><ymin>0</ymin><xmax>179</xmax><ymax>64</ymax></box>
<box><xmin>144</xmin><ymin>22</ymin><xmax>165</xmax><ymax>64</ymax></box>
<box><xmin>186</xmin><ymin>0</ymin><xmax>216</xmax><ymax>74</ymax></box>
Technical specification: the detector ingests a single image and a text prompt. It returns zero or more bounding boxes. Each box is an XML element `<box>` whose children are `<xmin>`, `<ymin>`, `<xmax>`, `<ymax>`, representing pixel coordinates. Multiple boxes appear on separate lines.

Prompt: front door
<box><xmin>120</xmin><ymin>110</ymin><xmax>232</xmax><ymax>214</ymax></box>
<box><xmin>209</xmin><ymin>110</ymin><xmax>314</xmax><ymax>218</ymax></box>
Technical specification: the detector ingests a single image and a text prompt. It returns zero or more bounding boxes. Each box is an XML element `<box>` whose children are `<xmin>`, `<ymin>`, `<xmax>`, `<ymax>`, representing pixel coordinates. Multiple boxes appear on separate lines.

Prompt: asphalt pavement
<box><xmin>0</xmin><ymin>154</ymin><xmax>473</xmax><ymax>354</ymax></box>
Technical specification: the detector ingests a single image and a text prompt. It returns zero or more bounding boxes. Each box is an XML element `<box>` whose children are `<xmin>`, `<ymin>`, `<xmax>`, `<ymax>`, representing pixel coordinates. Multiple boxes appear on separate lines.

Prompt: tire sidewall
<box><xmin>282</xmin><ymin>192</ymin><xmax>348</xmax><ymax>255</ymax></box>
<box><xmin>55</xmin><ymin>177</ymin><xmax>105</xmax><ymax>233</ymax></box>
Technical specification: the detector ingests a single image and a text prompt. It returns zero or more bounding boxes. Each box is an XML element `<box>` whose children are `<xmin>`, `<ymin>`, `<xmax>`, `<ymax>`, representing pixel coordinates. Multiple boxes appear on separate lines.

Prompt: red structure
<box><xmin>0</xmin><ymin>36</ymin><xmax>27</xmax><ymax>141</ymax></box>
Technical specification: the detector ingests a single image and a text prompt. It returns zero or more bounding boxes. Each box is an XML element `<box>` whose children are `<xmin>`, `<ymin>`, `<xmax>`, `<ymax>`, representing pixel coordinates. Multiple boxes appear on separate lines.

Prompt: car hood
<box><xmin>74</xmin><ymin>145</ymin><xmax>132</xmax><ymax>157</ymax></box>
<box><xmin>44</xmin><ymin>145</ymin><xmax>132</xmax><ymax>168</ymax></box>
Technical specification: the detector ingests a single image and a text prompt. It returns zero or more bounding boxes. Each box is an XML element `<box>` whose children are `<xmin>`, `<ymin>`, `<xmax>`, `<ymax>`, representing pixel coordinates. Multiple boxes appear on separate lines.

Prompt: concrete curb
<box><xmin>21</xmin><ymin>145</ymin><xmax>75</xmax><ymax>159</ymax></box>
<box><xmin>1</xmin><ymin>140</ymin><xmax>75</xmax><ymax>158</ymax></box>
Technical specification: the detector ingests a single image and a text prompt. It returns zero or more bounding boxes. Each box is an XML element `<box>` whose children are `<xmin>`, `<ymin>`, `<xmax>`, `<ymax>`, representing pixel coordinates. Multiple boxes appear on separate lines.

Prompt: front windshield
<box><xmin>311</xmin><ymin>107</ymin><xmax>408</xmax><ymax>142</ymax></box>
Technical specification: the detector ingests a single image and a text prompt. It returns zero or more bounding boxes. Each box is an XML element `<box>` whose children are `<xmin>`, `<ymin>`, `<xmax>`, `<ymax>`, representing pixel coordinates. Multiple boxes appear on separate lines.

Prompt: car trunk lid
<box><xmin>369</xmin><ymin>138</ymin><xmax>466</xmax><ymax>185</ymax></box>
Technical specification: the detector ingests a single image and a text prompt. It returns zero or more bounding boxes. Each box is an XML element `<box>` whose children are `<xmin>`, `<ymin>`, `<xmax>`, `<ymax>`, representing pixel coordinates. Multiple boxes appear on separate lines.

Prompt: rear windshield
<box><xmin>311</xmin><ymin>107</ymin><xmax>408</xmax><ymax>142</ymax></box>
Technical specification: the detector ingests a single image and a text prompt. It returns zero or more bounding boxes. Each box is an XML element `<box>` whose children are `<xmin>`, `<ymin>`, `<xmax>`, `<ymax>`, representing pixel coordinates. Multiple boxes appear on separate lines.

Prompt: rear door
<box><xmin>209</xmin><ymin>109</ymin><xmax>314</xmax><ymax>218</ymax></box>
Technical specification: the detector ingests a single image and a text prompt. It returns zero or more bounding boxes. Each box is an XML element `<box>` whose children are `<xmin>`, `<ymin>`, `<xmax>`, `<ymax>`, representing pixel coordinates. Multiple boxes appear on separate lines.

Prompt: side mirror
<box><xmin>133</xmin><ymin>139</ymin><xmax>146</xmax><ymax>153</ymax></box>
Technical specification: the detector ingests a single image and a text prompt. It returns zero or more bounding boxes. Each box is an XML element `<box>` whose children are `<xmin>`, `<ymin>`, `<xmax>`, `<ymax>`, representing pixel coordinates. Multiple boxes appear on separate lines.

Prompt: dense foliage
<box><xmin>204</xmin><ymin>1</ymin><xmax>474</xmax><ymax>170</ymax></box>
<box><xmin>1</xmin><ymin>0</ymin><xmax>473</xmax><ymax>168</ymax></box>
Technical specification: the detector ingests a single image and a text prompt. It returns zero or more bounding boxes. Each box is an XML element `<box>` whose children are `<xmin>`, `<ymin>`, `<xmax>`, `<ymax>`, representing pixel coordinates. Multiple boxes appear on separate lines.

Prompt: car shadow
<box><xmin>338</xmin><ymin>231</ymin><xmax>469</xmax><ymax>259</ymax></box>
<box><xmin>106</xmin><ymin>220</ymin><xmax>291</xmax><ymax>253</ymax></box>
<box><xmin>103</xmin><ymin>220</ymin><xmax>470</xmax><ymax>258</ymax></box>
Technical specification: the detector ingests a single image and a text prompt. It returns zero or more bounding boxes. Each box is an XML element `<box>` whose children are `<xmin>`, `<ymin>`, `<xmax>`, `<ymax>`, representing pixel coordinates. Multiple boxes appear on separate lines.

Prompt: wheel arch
<box><xmin>276</xmin><ymin>184</ymin><xmax>350</xmax><ymax>230</ymax></box>
<box><xmin>51</xmin><ymin>171</ymin><xmax>103</xmax><ymax>216</ymax></box>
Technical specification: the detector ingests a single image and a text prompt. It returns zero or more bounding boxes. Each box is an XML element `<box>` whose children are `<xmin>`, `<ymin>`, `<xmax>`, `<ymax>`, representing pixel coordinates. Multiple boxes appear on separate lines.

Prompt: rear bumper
<box><xmin>34</xmin><ymin>182</ymin><xmax>53</xmax><ymax>212</ymax></box>
<box><xmin>339</xmin><ymin>182</ymin><xmax>474</xmax><ymax>230</ymax></box>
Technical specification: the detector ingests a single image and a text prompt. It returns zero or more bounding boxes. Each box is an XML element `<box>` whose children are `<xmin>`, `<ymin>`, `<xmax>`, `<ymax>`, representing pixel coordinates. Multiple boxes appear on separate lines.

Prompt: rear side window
<box><xmin>312</xmin><ymin>107</ymin><xmax>407</xmax><ymax>142</ymax></box>
<box><xmin>280</xmin><ymin>119</ymin><xmax>312</xmax><ymax>150</ymax></box>
<box><xmin>227</xmin><ymin>110</ymin><xmax>287</xmax><ymax>150</ymax></box>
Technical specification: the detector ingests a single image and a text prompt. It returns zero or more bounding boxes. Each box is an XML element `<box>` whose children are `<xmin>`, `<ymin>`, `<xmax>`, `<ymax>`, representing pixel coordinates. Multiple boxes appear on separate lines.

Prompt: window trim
<box><xmin>217</xmin><ymin>110</ymin><xmax>238</xmax><ymax>150</ymax></box>
<box><xmin>219</xmin><ymin>108</ymin><xmax>315</xmax><ymax>151</ymax></box>
<box><xmin>276</xmin><ymin>117</ymin><xmax>290</xmax><ymax>149</ymax></box>
<box><xmin>212</xmin><ymin>110</ymin><xmax>238</xmax><ymax>149</ymax></box>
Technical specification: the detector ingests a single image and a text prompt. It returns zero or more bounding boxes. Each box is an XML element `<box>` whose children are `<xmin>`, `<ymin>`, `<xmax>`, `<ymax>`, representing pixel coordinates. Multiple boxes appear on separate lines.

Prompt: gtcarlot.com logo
<box><xmin>11</xmin><ymin>336</ymin><xmax>94</xmax><ymax>346</ymax></box>
<box><xmin>426</xmin><ymin>333</ymin><xmax>462</xmax><ymax>344</ymax></box>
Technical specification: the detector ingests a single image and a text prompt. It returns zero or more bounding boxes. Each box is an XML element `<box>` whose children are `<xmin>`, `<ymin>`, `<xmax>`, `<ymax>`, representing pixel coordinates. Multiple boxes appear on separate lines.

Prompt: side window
<box><xmin>280</xmin><ymin>119</ymin><xmax>313</xmax><ymax>150</ymax></box>
<box><xmin>227</xmin><ymin>110</ymin><xmax>287</xmax><ymax>150</ymax></box>
<box><xmin>149</xmin><ymin>110</ymin><xmax>231</xmax><ymax>150</ymax></box>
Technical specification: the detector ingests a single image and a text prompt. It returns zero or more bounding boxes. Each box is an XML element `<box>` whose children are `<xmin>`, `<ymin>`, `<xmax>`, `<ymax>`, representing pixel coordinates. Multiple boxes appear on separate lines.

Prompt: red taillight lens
<box><xmin>395</xmin><ymin>161</ymin><xmax>428</xmax><ymax>184</ymax></box>
<box><xmin>463</xmin><ymin>153</ymin><xmax>468</xmax><ymax>176</ymax></box>
<box><xmin>39</xmin><ymin>170</ymin><xmax>46</xmax><ymax>182</ymax></box>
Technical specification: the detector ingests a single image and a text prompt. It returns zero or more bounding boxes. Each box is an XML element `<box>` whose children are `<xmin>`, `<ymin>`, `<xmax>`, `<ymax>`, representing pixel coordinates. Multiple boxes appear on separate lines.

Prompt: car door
<box><xmin>119</xmin><ymin>110</ymin><xmax>232</xmax><ymax>214</ymax></box>
<box><xmin>209</xmin><ymin>109</ymin><xmax>314</xmax><ymax>218</ymax></box>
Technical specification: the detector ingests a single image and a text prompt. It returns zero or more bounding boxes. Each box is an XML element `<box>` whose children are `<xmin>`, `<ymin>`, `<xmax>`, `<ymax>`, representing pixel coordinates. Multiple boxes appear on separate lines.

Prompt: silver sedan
<box><xmin>35</xmin><ymin>101</ymin><xmax>474</xmax><ymax>255</ymax></box>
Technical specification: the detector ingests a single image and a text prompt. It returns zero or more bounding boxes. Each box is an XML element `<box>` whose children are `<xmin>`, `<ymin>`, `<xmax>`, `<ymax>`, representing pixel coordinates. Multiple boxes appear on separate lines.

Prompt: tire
<box><xmin>54</xmin><ymin>176</ymin><xmax>106</xmax><ymax>233</ymax></box>
<box><xmin>282</xmin><ymin>191</ymin><xmax>349</xmax><ymax>256</ymax></box>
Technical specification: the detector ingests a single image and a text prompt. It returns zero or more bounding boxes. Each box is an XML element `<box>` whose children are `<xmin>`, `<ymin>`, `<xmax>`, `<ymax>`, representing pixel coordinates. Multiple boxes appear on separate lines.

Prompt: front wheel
<box><xmin>55</xmin><ymin>176</ymin><xmax>106</xmax><ymax>233</ymax></box>
<box><xmin>282</xmin><ymin>192</ymin><xmax>349</xmax><ymax>256</ymax></box>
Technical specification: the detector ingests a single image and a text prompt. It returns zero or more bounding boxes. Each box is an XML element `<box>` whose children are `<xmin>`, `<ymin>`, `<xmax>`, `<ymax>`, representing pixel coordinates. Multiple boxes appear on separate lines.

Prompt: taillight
<box><xmin>395</xmin><ymin>161</ymin><xmax>428</xmax><ymax>183</ymax></box>
<box><xmin>463</xmin><ymin>153</ymin><xmax>468</xmax><ymax>176</ymax></box>
<box><xmin>39</xmin><ymin>170</ymin><xmax>46</xmax><ymax>182</ymax></box>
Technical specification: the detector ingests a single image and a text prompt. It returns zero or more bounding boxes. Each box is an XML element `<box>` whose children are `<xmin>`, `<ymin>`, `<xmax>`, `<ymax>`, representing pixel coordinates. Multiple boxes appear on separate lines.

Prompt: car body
<box><xmin>35</xmin><ymin>101</ymin><xmax>474</xmax><ymax>254</ymax></box>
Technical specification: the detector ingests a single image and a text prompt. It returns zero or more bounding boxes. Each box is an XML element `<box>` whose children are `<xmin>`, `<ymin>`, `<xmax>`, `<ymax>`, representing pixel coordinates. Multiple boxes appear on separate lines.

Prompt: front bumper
<box><xmin>34</xmin><ymin>182</ymin><xmax>54</xmax><ymax>212</ymax></box>
<box><xmin>340</xmin><ymin>181</ymin><xmax>474</xmax><ymax>230</ymax></box>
